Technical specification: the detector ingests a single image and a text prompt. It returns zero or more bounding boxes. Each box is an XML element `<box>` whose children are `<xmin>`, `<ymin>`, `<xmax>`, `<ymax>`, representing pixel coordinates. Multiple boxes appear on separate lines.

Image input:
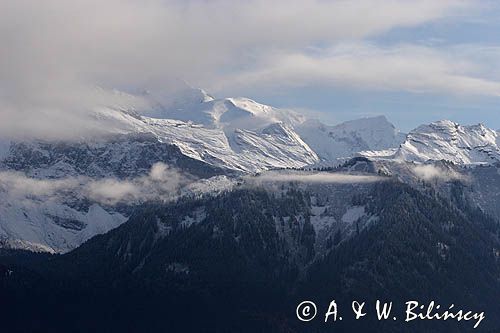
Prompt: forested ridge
<box><xmin>0</xmin><ymin>180</ymin><xmax>499</xmax><ymax>332</ymax></box>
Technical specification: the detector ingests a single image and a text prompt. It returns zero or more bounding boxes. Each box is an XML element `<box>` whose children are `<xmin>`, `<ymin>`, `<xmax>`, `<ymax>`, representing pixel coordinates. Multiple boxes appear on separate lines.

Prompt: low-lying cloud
<box><xmin>87</xmin><ymin>162</ymin><xmax>192</xmax><ymax>204</ymax></box>
<box><xmin>0</xmin><ymin>162</ymin><xmax>193</xmax><ymax>205</ymax></box>
<box><xmin>249</xmin><ymin>170</ymin><xmax>385</xmax><ymax>184</ymax></box>
<box><xmin>412</xmin><ymin>164</ymin><xmax>464</xmax><ymax>181</ymax></box>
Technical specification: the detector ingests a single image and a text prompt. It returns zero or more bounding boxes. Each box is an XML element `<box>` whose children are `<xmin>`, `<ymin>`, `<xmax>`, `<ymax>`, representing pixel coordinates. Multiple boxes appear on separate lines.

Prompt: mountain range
<box><xmin>1</xmin><ymin>85</ymin><xmax>500</xmax><ymax>253</ymax></box>
<box><xmin>0</xmin><ymin>85</ymin><xmax>499</xmax><ymax>332</ymax></box>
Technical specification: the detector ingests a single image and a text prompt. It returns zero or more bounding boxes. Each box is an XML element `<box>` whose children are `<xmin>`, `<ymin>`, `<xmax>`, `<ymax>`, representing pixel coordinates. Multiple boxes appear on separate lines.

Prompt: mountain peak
<box><xmin>332</xmin><ymin>115</ymin><xmax>395</xmax><ymax>131</ymax></box>
<box><xmin>171</xmin><ymin>86</ymin><xmax>215</xmax><ymax>107</ymax></box>
<box><xmin>429</xmin><ymin>119</ymin><xmax>458</xmax><ymax>127</ymax></box>
<box><xmin>295</xmin><ymin>116</ymin><xmax>405</xmax><ymax>164</ymax></box>
<box><xmin>396</xmin><ymin>120</ymin><xmax>500</xmax><ymax>164</ymax></box>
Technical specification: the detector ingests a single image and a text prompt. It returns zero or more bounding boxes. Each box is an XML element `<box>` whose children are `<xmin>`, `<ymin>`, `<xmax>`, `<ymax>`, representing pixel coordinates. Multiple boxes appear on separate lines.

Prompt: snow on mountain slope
<box><xmin>87</xmin><ymin>87</ymin><xmax>411</xmax><ymax>171</ymax></box>
<box><xmin>229</xmin><ymin>122</ymin><xmax>318</xmax><ymax>169</ymax></box>
<box><xmin>139</xmin><ymin>85</ymin><xmax>305</xmax><ymax>130</ymax></box>
<box><xmin>84</xmin><ymin>86</ymin><xmax>319</xmax><ymax>172</ymax></box>
<box><xmin>0</xmin><ymin>85</ymin><xmax>410</xmax><ymax>253</ymax></box>
<box><xmin>0</xmin><ymin>197</ymin><xmax>126</xmax><ymax>253</ymax></box>
<box><xmin>1</xmin><ymin>133</ymin><xmax>226</xmax><ymax>179</ymax></box>
<box><xmin>143</xmin><ymin>117</ymin><xmax>318</xmax><ymax>172</ymax></box>
<box><xmin>0</xmin><ymin>133</ymin><xmax>231</xmax><ymax>253</ymax></box>
<box><xmin>296</xmin><ymin>115</ymin><xmax>405</xmax><ymax>164</ymax></box>
<box><xmin>0</xmin><ymin>86</ymin><xmax>320</xmax><ymax>252</ymax></box>
<box><xmin>395</xmin><ymin>120</ymin><xmax>500</xmax><ymax>164</ymax></box>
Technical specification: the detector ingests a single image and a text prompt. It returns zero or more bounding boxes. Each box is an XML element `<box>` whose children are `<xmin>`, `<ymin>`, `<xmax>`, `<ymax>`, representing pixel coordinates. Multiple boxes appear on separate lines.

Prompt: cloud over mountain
<box><xmin>0</xmin><ymin>0</ymin><xmax>478</xmax><ymax>138</ymax></box>
<box><xmin>0</xmin><ymin>163</ymin><xmax>191</xmax><ymax>205</ymax></box>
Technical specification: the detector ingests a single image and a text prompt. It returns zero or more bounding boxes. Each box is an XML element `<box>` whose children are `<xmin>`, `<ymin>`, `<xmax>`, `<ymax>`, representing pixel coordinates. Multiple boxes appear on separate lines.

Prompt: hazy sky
<box><xmin>1</xmin><ymin>0</ymin><xmax>500</xmax><ymax>135</ymax></box>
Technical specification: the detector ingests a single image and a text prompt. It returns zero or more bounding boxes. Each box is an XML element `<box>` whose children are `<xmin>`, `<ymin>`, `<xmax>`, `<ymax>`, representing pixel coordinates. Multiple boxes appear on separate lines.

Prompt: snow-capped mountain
<box><xmin>0</xmin><ymin>134</ymin><xmax>230</xmax><ymax>253</ymax></box>
<box><xmin>0</xmin><ymin>85</ymin><xmax>322</xmax><ymax>252</ymax></box>
<box><xmin>395</xmin><ymin>120</ymin><xmax>500</xmax><ymax>164</ymax></box>
<box><xmin>296</xmin><ymin>115</ymin><xmax>406</xmax><ymax>163</ymax></box>
<box><xmin>125</xmin><ymin>86</ymin><xmax>406</xmax><ymax>170</ymax></box>
<box><xmin>72</xmin><ymin>85</ymin><xmax>411</xmax><ymax>172</ymax></box>
<box><xmin>142</xmin><ymin>87</ymin><xmax>305</xmax><ymax>130</ymax></box>
<box><xmin>0</xmin><ymin>84</ymin><xmax>431</xmax><ymax>253</ymax></box>
<box><xmin>140</xmin><ymin>117</ymin><xmax>318</xmax><ymax>172</ymax></box>
<box><xmin>88</xmin><ymin>86</ymin><xmax>320</xmax><ymax>173</ymax></box>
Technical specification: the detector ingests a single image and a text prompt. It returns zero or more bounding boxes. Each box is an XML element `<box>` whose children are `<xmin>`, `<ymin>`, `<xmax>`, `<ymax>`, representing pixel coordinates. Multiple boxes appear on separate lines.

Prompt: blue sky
<box><xmin>246</xmin><ymin>88</ymin><xmax>500</xmax><ymax>132</ymax></box>
<box><xmin>2</xmin><ymin>0</ymin><xmax>500</xmax><ymax>136</ymax></box>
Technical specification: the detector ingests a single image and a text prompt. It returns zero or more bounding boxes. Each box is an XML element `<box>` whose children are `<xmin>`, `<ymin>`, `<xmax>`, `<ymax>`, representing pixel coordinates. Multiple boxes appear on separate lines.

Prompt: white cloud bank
<box><xmin>412</xmin><ymin>164</ymin><xmax>464</xmax><ymax>181</ymax></box>
<box><xmin>217</xmin><ymin>42</ymin><xmax>500</xmax><ymax>97</ymax></box>
<box><xmin>0</xmin><ymin>0</ymin><xmax>478</xmax><ymax>138</ymax></box>
<box><xmin>250</xmin><ymin>170</ymin><xmax>385</xmax><ymax>184</ymax></box>
<box><xmin>0</xmin><ymin>163</ymin><xmax>192</xmax><ymax>205</ymax></box>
